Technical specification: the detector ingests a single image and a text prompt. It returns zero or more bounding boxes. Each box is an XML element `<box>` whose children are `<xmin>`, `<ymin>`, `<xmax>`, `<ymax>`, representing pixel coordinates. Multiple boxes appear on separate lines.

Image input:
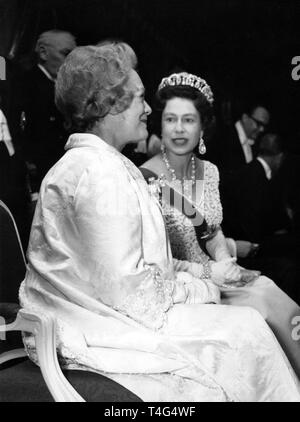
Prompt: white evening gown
<box><xmin>20</xmin><ymin>136</ymin><xmax>300</xmax><ymax>401</ymax></box>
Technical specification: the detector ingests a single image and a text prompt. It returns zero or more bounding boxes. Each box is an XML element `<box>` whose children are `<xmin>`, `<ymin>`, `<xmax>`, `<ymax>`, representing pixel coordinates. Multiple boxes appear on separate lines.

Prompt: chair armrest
<box><xmin>0</xmin><ymin>309</ymin><xmax>85</xmax><ymax>402</ymax></box>
<box><xmin>0</xmin><ymin>348</ymin><xmax>28</xmax><ymax>363</ymax></box>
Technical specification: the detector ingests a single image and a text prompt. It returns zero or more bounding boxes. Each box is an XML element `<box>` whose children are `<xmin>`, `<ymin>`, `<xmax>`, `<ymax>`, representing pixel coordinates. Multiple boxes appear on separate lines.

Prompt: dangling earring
<box><xmin>198</xmin><ymin>138</ymin><xmax>206</xmax><ymax>155</ymax></box>
<box><xmin>160</xmin><ymin>143</ymin><xmax>166</xmax><ymax>153</ymax></box>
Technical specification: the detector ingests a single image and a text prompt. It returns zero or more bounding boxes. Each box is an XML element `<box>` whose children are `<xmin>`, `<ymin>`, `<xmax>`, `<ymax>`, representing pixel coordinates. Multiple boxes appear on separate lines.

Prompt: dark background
<box><xmin>0</xmin><ymin>0</ymin><xmax>300</xmax><ymax>151</ymax></box>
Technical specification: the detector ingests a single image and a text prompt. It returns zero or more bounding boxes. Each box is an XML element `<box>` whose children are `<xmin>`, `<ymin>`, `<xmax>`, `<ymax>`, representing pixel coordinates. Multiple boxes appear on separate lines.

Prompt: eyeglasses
<box><xmin>250</xmin><ymin>115</ymin><xmax>268</xmax><ymax>130</ymax></box>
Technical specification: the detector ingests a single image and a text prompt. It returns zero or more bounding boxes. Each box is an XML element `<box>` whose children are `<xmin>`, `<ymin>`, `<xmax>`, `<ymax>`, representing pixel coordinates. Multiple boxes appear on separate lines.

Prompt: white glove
<box><xmin>174</xmin><ymin>272</ymin><xmax>220</xmax><ymax>304</ymax></box>
<box><xmin>210</xmin><ymin>257</ymin><xmax>241</xmax><ymax>286</ymax></box>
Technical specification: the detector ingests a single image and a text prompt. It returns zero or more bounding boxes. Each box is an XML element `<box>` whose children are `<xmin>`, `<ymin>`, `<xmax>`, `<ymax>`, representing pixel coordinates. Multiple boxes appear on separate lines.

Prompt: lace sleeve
<box><xmin>115</xmin><ymin>265</ymin><xmax>174</xmax><ymax>330</ymax></box>
<box><xmin>204</xmin><ymin>161</ymin><xmax>223</xmax><ymax>226</ymax></box>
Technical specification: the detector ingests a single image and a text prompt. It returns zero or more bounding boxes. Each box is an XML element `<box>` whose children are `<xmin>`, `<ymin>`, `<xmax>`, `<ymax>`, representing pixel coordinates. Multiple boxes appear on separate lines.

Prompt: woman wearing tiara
<box><xmin>140</xmin><ymin>72</ymin><xmax>259</xmax><ymax>285</ymax></box>
<box><xmin>140</xmin><ymin>71</ymin><xmax>300</xmax><ymax>379</ymax></box>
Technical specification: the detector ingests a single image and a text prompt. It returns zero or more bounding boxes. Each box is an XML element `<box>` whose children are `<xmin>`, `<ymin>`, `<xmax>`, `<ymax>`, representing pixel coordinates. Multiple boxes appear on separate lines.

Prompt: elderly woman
<box><xmin>20</xmin><ymin>44</ymin><xmax>300</xmax><ymax>402</ymax></box>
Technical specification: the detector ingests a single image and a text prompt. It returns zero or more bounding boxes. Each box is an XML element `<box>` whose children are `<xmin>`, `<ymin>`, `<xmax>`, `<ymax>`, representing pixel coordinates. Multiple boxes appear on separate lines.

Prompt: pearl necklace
<box><xmin>161</xmin><ymin>149</ymin><xmax>196</xmax><ymax>199</ymax></box>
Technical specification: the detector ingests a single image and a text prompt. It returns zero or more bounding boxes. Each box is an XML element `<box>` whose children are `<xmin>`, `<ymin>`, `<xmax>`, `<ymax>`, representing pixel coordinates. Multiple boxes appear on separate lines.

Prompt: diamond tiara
<box><xmin>158</xmin><ymin>72</ymin><xmax>214</xmax><ymax>104</ymax></box>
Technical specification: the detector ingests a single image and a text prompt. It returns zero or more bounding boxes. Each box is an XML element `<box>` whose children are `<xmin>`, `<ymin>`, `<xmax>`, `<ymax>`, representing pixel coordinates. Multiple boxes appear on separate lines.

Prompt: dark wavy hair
<box><xmin>55</xmin><ymin>43</ymin><xmax>137</xmax><ymax>133</ymax></box>
<box><xmin>155</xmin><ymin>83</ymin><xmax>214</xmax><ymax>132</ymax></box>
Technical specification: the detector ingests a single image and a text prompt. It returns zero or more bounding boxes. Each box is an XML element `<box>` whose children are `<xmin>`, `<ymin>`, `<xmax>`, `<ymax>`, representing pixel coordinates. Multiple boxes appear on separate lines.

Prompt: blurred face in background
<box><xmin>241</xmin><ymin>106</ymin><xmax>270</xmax><ymax>141</ymax></box>
<box><xmin>39</xmin><ymin>33</ymin><xmax>76</xmax><ymax>78</ymax></box>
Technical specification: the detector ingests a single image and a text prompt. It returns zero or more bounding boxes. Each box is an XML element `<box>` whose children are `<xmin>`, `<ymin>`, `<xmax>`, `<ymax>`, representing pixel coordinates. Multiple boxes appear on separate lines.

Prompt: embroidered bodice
<box><xmin>149</xmin><ymin>161</ymin><xmax>223</xmax><ymax>264</ymax></box>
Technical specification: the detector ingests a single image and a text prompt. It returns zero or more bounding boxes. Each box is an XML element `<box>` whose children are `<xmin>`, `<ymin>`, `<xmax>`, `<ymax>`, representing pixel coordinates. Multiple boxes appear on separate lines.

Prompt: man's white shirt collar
<box><xmin>38</xmin><ymin>64</ymin><xmax>55</xmax><ymax>82</ymax></box>
<box><xmin>256</xmin><ymin>157</ymin><xmax>272</xmax><ymax>180</ymax></box>
<box><xmin>235</xmin><ymin>120</ymin><xmax>254</xmax><ymax>163</ymax></box>
<box><xmin>235</xmin><ymin>121</ymin><xmax>247</xmax><ymax>144</ymax></box>
<box><xmin>0</xmin><ymin>109</ymin><xmax>15</xmax><ymax>156</ymax></box>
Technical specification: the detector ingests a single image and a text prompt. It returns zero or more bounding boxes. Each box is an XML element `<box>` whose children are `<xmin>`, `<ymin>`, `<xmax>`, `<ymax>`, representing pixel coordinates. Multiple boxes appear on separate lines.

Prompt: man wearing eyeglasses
<box><xmin>237</xmin><ymin>105</ymin><xmax>270</xmax><ymax>164</ymax></box>
<box><xmin>206</xmin><ymin>103</ymin><xmax>270</xmax><ymax>177</ymax></box>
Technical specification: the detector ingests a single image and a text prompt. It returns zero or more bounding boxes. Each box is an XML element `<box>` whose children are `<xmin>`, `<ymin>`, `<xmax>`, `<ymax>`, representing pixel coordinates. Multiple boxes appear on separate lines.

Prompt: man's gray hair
<box><xmin>35</xmin><ymin>29</ymin><xmax>76</xmax><ymax>53</ymax></box>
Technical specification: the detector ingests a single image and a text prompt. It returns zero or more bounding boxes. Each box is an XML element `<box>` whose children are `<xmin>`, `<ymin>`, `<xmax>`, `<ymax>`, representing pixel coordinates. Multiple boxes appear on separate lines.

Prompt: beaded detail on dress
<box><xmin>149</xmin><ymin>161</ymin><xmax>223</xmax><ymax>264</ymax></box>
<box><xmin>116</xmin><ymin>264</ymin><xmax>174</xmax><ymax>331</ymax></box>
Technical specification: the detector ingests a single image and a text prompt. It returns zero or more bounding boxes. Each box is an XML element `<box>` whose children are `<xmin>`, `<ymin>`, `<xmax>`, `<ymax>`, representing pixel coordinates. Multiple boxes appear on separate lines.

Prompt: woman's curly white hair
<box><xmin>55</xmin><ymin>43</ymin><xmax>137</xmax><ymax>132</ymax></box>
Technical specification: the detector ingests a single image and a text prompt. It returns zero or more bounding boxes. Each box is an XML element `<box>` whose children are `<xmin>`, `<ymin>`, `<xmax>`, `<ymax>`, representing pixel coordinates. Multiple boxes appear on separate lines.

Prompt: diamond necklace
<box><xmin>161</xmin><ymin>149</ymin><xmax>196</xmax><ymax>187</ymax></box>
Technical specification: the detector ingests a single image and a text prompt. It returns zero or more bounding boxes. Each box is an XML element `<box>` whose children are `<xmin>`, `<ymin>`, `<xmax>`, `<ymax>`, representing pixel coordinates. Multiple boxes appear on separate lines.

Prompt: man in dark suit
<box><xmin>221</xmin><ymin>133</ymin><xmax>285</xmax><ymax>242</ymax></box>
<box><xmin>207</xmin><ymin>103</ymin><xmax>270</xmax><ymax>177</ymax></box>
<box><xmin>221</xmin><ymin>133</ymin><xmax>300</xmax><ymax>304</ymax></box>
<box><xmin>16</xmin><ymin>30</ymin><xmax>76</xmax><ymax>192</ymax></box>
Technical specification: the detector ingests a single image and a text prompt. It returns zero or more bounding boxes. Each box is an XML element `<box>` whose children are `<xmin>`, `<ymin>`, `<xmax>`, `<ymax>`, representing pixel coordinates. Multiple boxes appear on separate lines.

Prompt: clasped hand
<box><xmin>210</xmin><ymin>257</ymin><xmax>241</xmax><ymax>285</ymax></box>
<box><xmin>211</xmin><ymin>258</ymin><xmax>261</xmax><ymax>287</ymax></box>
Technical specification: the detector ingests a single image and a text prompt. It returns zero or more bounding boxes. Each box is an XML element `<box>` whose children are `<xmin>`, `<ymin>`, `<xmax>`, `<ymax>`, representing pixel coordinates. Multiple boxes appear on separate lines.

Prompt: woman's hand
<box><xmin>210</xmin><ymin>257</ymin><xmax>241</xmax><ymax>286</ymax></box>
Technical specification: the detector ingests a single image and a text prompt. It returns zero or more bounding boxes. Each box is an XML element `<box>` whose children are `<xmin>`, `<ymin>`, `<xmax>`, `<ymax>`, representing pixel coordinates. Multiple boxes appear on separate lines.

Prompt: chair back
<box><xmin>0</xmin><ymin>200</ymin><xmax>26</xmax><ymax>304</ymax></box>
<box><xmin>0</xmin><ymin>200</ymin><xmax>27</xmax><ymax>353</ymax></box>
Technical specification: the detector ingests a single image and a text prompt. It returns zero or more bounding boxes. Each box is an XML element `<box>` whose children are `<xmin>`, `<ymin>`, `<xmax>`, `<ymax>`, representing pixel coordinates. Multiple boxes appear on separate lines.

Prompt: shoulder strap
<box><xmin>140</xmin><ymin>167</ymin><xmax>219</xmax><ymax>244</ymax></box>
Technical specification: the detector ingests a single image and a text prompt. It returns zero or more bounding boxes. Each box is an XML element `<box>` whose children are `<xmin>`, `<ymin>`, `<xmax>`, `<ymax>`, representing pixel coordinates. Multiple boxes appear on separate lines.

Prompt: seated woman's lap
<box><xmin>221</xmin><ymin>276</ymin><xmax>300</xmax><ymax>326</ymax></box>
<box><xmin>221</xmin><ymin>275</ymin><xmax>300</xmax><ymax>378</ymax></box>
<box><xmin>160</xmin><ymin>301</ymin><xmax>300</xmax><ymax>401</ymax></box>
<box><xmin>163</xmin><ymin>302</ymin><xmax>276</xmax><ymax>348</ymax></box>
